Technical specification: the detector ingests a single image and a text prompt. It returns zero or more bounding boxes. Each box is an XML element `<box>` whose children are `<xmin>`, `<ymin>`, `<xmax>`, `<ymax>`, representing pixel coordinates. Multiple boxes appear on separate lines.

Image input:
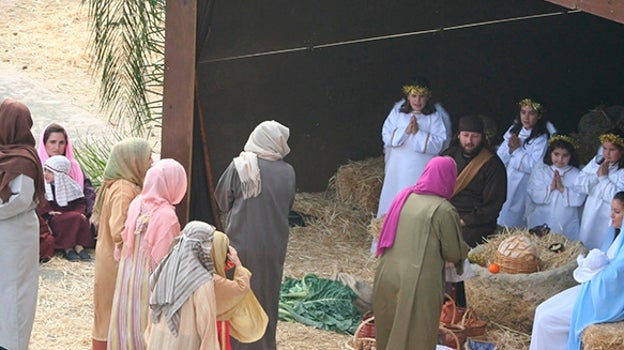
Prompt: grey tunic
<box><xmin>215</xmin><ymin>158</ymin><xmax>295</xmax><ymax>350</ymax></box>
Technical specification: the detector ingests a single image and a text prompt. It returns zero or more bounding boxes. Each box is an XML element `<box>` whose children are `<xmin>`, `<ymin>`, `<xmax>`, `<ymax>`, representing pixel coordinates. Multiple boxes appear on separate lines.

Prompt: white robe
<box><xmin>0</xmin><ymin>175</ymin><xmax>39</xmax><ymax>350</ymax></box>
<box><xmin>529</xmin><ymin>232</ymin><xmax>624</xmax><ymax>350</ymax></box>
<box><xmin>575</xmin><ymin>155</ymin><xmax>624</xmax><ymax>249</ymax></box>
<box><xmin>377</xmin><ymin>101</ymin><xmax>449</xmax><ymax>218</ymax></box>
<box><xmin>526</xmin><ymin>164</ymin><xmax>586</xmax><ymax>240</ymax></box>
<box><xmin>496</xmin><ymin>126</ymin><xmax>549</xmax><ymax>228</ymax></box>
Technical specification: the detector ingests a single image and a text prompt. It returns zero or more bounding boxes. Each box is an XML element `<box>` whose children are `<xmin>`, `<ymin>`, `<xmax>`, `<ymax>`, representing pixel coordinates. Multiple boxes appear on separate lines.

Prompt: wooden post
<box><xmin>161</xmin><ymin>0</ymin><xmax>197</xmax><ymax>224</ymax></box>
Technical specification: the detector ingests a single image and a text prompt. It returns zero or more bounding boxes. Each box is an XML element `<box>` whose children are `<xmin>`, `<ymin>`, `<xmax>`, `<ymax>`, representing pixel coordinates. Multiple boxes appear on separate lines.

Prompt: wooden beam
<box><xmin>545</xmin><ymin>0</ymin><xmax>624</xmax><ymax>24</ymax></box>
<box><xmin>545</xmin><ymin>0</ymin><xmax>577</xmax><ymax>8</ymax></box>
<box><xmin>579</xmin><ymin>0</ymin><xmax>624</xmax><ymax>25</ymax></box>
<box><xmin>161</xmin><ymin>0</ymin><xmax>197</xmax><ymax>224</ymax></box>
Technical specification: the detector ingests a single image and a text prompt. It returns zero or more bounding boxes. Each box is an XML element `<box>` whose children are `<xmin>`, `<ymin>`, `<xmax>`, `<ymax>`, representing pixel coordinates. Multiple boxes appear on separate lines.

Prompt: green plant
<box><xmin>73</xmin><ymin>131</ymin><xmax>125</xmax><ymax>188</ymax></box>
<box><xmin>83</xmin><ymin>0</ymin><xmax>166</xmax><ymax>133</ymax></box>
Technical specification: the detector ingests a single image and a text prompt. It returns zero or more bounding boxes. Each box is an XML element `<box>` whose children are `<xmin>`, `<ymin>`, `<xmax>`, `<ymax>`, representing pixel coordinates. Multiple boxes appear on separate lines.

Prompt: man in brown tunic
<box><xmin>441</xmin><ymin>115</ymin><xmax>507</xmax><ymax>306</ymax></box>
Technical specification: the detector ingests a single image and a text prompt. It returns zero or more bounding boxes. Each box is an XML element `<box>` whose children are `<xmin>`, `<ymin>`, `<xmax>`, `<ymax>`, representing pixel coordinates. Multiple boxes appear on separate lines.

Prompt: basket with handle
<box><xmin>438</xmin><ymin>324</ymin><xmax>462</xmax><ymax>350</ymax></box>
<box><xmin>345</xmin><ymin>314</ymin><xmax>375</xmax><ymax>350</ymax></box>
<box><xmin>460</xmin><ymin>307</ymin><xmax>487</xmax><ymax>337</ymax></box>
<box><xmin>440</xmin><ymin>293</ymin><xmax>466</xmax><ymax>326</ymax></box>
<box><xmin>441</xmin><ymin>292</ymin><xmax>487</xmax><ymax>337</ymax></box>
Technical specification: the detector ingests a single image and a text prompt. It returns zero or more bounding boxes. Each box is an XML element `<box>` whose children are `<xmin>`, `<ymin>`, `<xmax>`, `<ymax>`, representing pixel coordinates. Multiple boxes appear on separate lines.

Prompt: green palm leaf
<box><xmin>83</xmin><ymin>0</ymin><xmax>165</xmax><ymax>133</ymax></box>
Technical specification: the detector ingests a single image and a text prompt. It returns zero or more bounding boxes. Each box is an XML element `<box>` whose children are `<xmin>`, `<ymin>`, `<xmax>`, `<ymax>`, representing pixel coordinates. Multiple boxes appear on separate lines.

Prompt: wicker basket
<box><xmin>441</xmin><ymin>293</ymin><xmax>487</xmax><ymax>338</ymax></box>
<box><xmin>438</xmin><ymin>324</ymin><xmax>463</xmax><ymax>350</ymax></box>
<box><xmin>494</xmin><ymin>235</ymin><xmax>540</xmax><ymax>274</ymax></box>
<box><xmin>345</xmin><ymin>315</ymin><xmax>376</xmax><ymax>350</ymax></box>
<box><xmin>440</xmin><ymin>293</ymin><xmax>465</xmax><ymax>325</ymax></box>
<box><xmin>460</xmin><ymin>308</ymin><xmax>487</xmax><ymax>337</ymax></box>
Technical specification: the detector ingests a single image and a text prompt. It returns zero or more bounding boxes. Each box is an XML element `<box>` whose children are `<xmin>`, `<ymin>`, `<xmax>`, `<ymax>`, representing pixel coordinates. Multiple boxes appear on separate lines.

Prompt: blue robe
<box><xmin>568</xmin><ymin>228</ymin><xmax>624</xmax><ymax>349</ymax></box>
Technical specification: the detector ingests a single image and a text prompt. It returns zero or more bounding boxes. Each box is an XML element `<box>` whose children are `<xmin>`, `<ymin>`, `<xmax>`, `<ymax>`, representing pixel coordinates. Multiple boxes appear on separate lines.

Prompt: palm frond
<box><xmin>84</xmin><ymin>0</ymin><xmax>166</xmax><ymax>134</ymax></box>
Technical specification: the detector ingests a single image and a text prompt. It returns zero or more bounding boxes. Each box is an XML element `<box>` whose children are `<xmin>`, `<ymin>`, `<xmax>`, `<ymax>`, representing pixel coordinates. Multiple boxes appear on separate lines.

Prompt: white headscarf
<box><xmin>44</xmin><ymin>155</ymin><xmax>84</xmax><ymax>207</ymax></box>
<box><xmin>233</xmin><ymin>120</ymin><xmax>290</xmax><ymax>199</ymax></box>
<box><xmin>149</xmin><ymin>221</ymin><xmax>215</xmax><ymax>336</ymax></box>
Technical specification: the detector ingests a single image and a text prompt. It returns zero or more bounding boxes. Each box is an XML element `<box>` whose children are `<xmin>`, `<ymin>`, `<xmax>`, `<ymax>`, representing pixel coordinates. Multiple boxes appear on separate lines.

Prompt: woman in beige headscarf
<box><xmin>91</xmin><ymin>138</ymin><xmax>152</xmax><ymax>350</ymax></box>
<box><xmin>215</xmin><ymin>120</ymin><xmax>295</xmax><ymax>350</ymax></box>
<box><xmin>212</xmin><ymin>231</ymin><xmax>267</xmax><ymax>350</ymax></box>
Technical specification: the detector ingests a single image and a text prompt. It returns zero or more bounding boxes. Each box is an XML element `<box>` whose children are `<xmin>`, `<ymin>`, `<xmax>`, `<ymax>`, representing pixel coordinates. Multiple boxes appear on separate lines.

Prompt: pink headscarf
<box><xmin>376</xmin><ymin>156</ymin><xmax>457</xmax><ymax>257</ymax></box>
<box><xmin>121</xmin><ymin>158</ymin><xmax>188</xmax><ymax>263</ymax></box>
<box><xmin>37</xmin><ymin>123</ymin><xmax>85</xmax><ymax>190</ymax></box>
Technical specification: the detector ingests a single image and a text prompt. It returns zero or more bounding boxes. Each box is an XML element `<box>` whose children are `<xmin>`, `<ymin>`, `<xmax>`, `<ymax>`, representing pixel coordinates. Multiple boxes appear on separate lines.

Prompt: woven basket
<box><xmin>438</xmin><ymin>324</ymin><xmax>463</xmax><ymax>350</ymax></box>
<box><xmin>440</xmin><ymin>293</ymin><xmax>465</xmax><ymax>325</ymax></box>
<box><xmin>345</xmin><ymin>315</ymin><xmax>376</xmax><ymax>350</ymax></box>
<box><xmin>460</xmin><ymin>308</ymin><xmax>487</xmax><ymax>337</ymax></box>
<box><xmin>440</xmin><ymin>293</ymin><xmax>487</xmax><ymax>338</ymax></box>
<box><xmin>494</xmin><ymin>235</ymin><xmax>540</xmax><ymax>274</ymax></box>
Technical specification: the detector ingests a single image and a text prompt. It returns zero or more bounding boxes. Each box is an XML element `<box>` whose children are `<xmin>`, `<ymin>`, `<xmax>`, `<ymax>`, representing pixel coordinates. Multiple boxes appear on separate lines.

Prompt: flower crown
<box><xmin>518</xmin><ymin>98</ymin><xmax>542</xmax><ymax>112</ymax></box>
<box><xmin>599</xmin><ymin>133</ymin><xmax>624</xmax><ymax>147</ymax></box>
<box><xmin>548</xmin><ymin>134</ymin><xmax>578</xmax><ymax>150</ymax></box>
<box><xmin>402</xmin><ymin>85</ymin><xmax>431</xmax><ymax>97</ymax></box>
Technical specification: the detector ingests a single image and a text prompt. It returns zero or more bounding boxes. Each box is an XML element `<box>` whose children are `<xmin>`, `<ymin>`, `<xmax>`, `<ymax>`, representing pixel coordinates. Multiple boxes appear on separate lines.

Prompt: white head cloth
<box><xmin>573</xmin><ymin>248</ymin><xmax>610</xmax><ymax>283</ymax></box>
<box><xmin>44</xmin><ymin>155</ymin><xmax>84</xmax><ymax>207</ymax></box>
<box><xmin>233</xmin><ymin>120</ymin><xmax>290</xmax><ymax>199</ymax></box>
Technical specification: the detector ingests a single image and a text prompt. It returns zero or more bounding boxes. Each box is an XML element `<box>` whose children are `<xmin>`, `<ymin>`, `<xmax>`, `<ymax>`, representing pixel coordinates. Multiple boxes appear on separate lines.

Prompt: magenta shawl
<box><xmin>376</xmin><ymin>156</ymin><xmax>457</xmax><ymax>257</ymax></box>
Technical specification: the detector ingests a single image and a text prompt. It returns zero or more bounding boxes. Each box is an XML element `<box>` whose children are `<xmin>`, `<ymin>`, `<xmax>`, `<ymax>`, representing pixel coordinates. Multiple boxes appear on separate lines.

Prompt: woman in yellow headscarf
<box><xmin>212</xmin><ymin>230</ymin><xmax>268</xmax><ymax>350</ymax></box>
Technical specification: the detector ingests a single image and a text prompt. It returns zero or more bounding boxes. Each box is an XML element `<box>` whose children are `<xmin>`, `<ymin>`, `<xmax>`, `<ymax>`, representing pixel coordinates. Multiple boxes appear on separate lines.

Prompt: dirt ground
<box><xmin>1</xmin><ymin>1</ymin><xmax>373</xmax><ymax>349</ymax></box>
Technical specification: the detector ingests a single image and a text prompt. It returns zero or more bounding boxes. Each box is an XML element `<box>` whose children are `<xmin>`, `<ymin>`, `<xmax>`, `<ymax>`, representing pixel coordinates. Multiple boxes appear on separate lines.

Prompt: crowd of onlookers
<box><xmin>1</xmin><ymin>97</ymin><xmax>294</xmax><ymax>350</ymax></box>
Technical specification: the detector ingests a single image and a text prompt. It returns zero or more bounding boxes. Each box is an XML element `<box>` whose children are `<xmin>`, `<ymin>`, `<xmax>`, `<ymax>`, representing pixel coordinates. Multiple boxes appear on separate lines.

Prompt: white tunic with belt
<box><xmin>377</xmin><ymin>101</ymin><xmax>448</xmax><ymax>217</ymax></box>
<box><xmin>497</xmin><ymin>126</ymin><xmax>549</xmax><ymax>228</ymax></box>
<box><xmin>575</xmin><ymin>155</ymin><xmax>624</xmax><ymax>249</ymax></box>
<box><xmin>526</xmin><ymin>164</ymin><xmax>586</xmax><ymax>240</ymax></box>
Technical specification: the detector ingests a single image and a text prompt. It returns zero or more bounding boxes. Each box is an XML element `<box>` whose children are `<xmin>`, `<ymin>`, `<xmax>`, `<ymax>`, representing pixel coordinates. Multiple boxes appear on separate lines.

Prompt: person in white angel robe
<box><xmin>575</xmin><ymin>130</ymin><xmax>624</xmax><ymax>249</ymax></box>
<box><xmin>496</xmin><ymin>98</ymin><xmax>553</xmax><ymax>228</ymax></box>
<box><xmin>526</xmin><ymin>136</ymin><xmax>586</xmax><ymax>240</ymax></box>
<box><xmin>376</xmin><ymin>77</ymin><xmax>449</xmax><ymax>220</ymax></box>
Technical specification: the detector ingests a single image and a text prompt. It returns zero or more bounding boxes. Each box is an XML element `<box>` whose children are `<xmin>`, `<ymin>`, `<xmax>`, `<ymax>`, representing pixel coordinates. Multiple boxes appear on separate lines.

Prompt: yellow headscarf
<box><xmin>211</xmin><ymin>231</ymin><xmax>268</xmax><ymax>343</ymax></box>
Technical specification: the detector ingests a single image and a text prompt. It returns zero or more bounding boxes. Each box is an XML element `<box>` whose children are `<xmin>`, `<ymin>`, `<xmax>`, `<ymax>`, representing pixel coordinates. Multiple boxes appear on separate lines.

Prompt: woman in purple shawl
<box><xmin>373</xmin><ymin>156</ymin><xmax>468</xmax><ymax>350</ymax></box>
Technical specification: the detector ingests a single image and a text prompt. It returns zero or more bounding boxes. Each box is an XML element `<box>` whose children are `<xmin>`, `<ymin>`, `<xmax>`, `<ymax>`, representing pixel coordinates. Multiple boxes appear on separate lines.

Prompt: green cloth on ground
<box><xmin>278</xmin><ymin>274</ymin><xmax>362</xmax><ymax>335</ymax></box>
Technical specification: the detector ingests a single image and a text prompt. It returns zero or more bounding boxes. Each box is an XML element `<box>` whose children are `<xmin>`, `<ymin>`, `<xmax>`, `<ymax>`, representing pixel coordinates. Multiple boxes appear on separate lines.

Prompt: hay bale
<box><xmin>570</xmin><ymin>132</ymin><xmax>599</xmax><ymax>166</ymax></box>
<box><xmin>582</xmin><ymin>321</ymin><xmax>624</xmax><ymax>350</ymax></box>
<box><xmin>466</xmin><ymin>230</ymin><xmax>587</xmax><ymax>333</ymax></box>
<box><xmin>367</xmin><ymin>216</ymin><xmax>384</xmax><ymax>240</ymax></box>
<box><xmin>331</xmin><ymin>157</ymin><xmax>384</xmax><ymax>214</ymax></box>
<box><xmin>291</xmin><ymin>192</ymin><xmax>372</xmax><ymax>239</ymax></box>
<box><xmin>574</xmin><ymin>105</ymin><xmax>624</xmax><ymax>165</ymax></box>
<box><xmin>577</xmin><ymin>106</ymin><xmax>617</xmax><ymax>135</ymax></box>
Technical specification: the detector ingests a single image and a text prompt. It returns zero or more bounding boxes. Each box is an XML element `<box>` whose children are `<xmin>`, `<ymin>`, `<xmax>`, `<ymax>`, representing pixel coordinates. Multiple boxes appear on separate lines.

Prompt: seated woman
<box><xmin>37</xmin><ymin>155</ymin><xmax>93</xmax><ymax>261</ymax></box>
<box><xmin>145</xmin><ymin>221</ymin><xmax>220</xmax><ymax>350</ymax></box>
<box><xmin>212</xmin><ymin>230</ymin><xmax>267</xmax><ymax>349</ymax></box>
<box><xmin>37</xmin><ymin>123</ymin><xmax>96</xmax><ymax>260</ymax></box>
<box><xmin>37</xmin><ymin>123</ymin><xmax>96</xmax><ymax>215</ymax></box>
<box><xmin>529</xmin><ymin>191</ymin><xmax>624</xmax><ymax>350</ymax></box>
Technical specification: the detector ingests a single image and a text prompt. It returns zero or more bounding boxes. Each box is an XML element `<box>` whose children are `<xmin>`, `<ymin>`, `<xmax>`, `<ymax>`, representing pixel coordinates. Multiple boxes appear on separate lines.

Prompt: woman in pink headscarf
<box><xmin>107</xmin><ymin>158</ymin><xmax>187</xmax><ymax>350</ymax></box>
<box><xmin>373</xmin><ymin>156</ymin><xmax>468</xmax><ymax>350</ymax></box>
<box><xmin>36</xmin><ymin>123</ymin><xmax>97</xmax><ymax>261</ymax></box>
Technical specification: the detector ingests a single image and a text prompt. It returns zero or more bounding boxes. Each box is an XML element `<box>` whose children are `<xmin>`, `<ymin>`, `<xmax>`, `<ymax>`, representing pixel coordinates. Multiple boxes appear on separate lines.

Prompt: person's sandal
<box><xmin>65</xmin><ymin>249</ymin><xmax>79</xmax><ymax>262</ymax></box>
<box><xmin>77</xmin><ymin>250</ymin><xmax>91</xmax><ymax>261</ymax></box>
